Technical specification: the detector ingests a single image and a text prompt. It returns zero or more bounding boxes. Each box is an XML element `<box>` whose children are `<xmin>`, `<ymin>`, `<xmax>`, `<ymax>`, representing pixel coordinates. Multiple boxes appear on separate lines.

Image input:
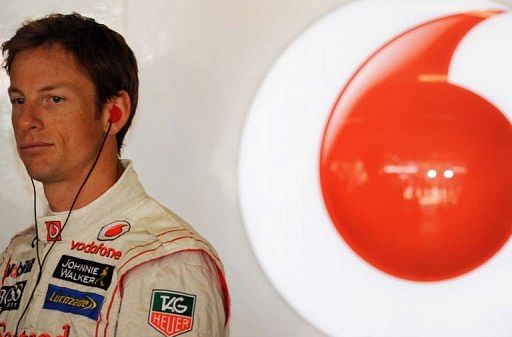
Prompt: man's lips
<box><xmin>19</xmin><ymin>141</ymin><xmax>54</xmax><ymax>152</ymax></box>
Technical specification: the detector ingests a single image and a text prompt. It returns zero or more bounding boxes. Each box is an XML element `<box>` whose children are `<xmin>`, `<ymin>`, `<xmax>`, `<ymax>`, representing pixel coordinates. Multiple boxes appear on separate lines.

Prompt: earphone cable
<box><xmin>14</xmin><ymin>122</ymin><xmax>113</xmax><ymax>336</ymax></box>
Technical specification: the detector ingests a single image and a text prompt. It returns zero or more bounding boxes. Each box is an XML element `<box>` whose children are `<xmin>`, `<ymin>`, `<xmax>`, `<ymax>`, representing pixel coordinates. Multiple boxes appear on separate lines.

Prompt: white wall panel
<box><xmin>0</xmin><ymin>1</ymin><xmax>349</xmax><ymax>336</ymax></box>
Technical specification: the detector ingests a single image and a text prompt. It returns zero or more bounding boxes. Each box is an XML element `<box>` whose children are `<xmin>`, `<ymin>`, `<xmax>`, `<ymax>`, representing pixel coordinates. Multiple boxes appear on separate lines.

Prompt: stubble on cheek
<box><xmin>18</xmin><ymin>147</ymin><xmax>56</xmax><ymax>183</ymax></box>
<box><xmin>21</xmin><ymin>155</ymin><xmax>44</xmax><ymax>181</ymax></box>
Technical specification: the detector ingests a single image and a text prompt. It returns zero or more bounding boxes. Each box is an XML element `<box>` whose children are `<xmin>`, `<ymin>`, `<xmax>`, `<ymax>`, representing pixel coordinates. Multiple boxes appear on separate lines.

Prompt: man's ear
<box><xmin>102</xmin><ymin>90</ymin><xmax>132</xmax><ymax>134</ymax></box>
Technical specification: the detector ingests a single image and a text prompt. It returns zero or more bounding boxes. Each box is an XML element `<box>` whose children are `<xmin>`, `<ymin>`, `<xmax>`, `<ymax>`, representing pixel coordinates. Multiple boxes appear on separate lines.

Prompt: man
<box><xmin>0</xmin><ymin>13</ymin><xmax>230</xmax><ymax>337</ymax></box>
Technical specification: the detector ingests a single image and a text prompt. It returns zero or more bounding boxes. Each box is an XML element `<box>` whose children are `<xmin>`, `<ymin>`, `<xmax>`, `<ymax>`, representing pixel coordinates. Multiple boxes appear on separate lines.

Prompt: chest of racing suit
<box><xmin>0</xmin><ymin>160</ymin><xmax>230</xmax><ymax>337</ymax></box>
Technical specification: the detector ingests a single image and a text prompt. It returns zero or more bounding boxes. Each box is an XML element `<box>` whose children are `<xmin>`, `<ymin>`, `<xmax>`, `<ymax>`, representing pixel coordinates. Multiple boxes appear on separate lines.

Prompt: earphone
<box><xmin>109</xmin><ymin>105</ymin><xmax>122</xmax><ymax>123</ymax></box>
<box><xmin>14</xmin><ymin>106</ymin><xmax>120</xmax><ymax>336</ymax></box>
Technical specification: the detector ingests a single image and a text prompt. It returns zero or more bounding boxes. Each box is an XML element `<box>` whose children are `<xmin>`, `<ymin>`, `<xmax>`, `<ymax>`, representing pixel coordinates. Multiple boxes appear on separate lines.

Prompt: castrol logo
<box><xmin>0</xmin><ymin>322</ymin><xmax>70</xmax><ymax>337</ymax></box>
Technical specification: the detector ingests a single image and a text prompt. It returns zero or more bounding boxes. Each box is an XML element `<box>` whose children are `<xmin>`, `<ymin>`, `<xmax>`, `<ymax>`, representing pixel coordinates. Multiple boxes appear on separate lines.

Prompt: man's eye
<box><xmin>10</xmin><ymin>97</ymin><xmax>24</xmax><ymax>105</ymax></box>
<box><xmin>49</xmin><ymin>96</ymin><xmax>63</xmax><ymax>103</ymax></box>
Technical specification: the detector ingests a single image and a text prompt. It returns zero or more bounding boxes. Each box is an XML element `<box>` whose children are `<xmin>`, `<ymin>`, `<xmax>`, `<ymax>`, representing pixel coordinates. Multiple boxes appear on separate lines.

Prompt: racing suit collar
<box><xmin>37</xmin><ymin>159</ymin><xmax>146</xmax><ymax>242</ymax></box>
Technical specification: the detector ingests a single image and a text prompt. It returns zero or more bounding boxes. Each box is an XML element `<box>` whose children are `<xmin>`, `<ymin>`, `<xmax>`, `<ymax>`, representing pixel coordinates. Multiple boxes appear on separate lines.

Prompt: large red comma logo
<box><xmin>319</xmin><ymin>10</ymin><xmax>512</xmax><ymax>282</ymax></box>
<box><xmin>238</xmin><ymin>1</ymin><xmax>512</xmax><ymax>337</ymax></box>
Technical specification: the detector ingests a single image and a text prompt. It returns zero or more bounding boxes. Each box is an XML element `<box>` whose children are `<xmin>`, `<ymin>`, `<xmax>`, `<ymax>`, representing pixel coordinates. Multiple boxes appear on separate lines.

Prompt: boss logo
<box><xmin>0</xmin><ymin>281</ymin><xmax>27</xmax><ymax>313</ymax></box>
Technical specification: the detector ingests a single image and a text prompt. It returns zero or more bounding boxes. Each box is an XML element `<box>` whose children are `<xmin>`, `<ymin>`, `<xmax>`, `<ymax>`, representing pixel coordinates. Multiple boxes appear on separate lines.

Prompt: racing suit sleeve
<box><xmin>0</xmin><ymin>247</ymin><xmax>6</xmax><ymax>285</ymax></box>
<box><xmin>0</xmin><ymin>246</ymin><xmax>7</xmax><ymax>271</ymax></box>
<box><xmin>115</xmin><ymin>250</ymin><xmax>228</xmax><ymax>337</ymax></box>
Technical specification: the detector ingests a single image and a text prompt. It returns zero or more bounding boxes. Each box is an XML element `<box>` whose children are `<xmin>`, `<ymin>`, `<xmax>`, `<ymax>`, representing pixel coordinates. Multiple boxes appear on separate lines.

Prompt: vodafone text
<box><xmin>70</xmin><ymin>241</ymin><xmax>122</xmax><ymax>260</ymax></box>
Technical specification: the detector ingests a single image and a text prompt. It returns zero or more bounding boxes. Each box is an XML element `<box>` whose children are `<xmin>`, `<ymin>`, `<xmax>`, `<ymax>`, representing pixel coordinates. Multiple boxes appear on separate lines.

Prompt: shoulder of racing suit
<box><xmin>1</xmin><ymin>226</ymin><xmax>35</xmax><ymax>257</ymax></box>
<box><xmin>110</xmin><ymin>195</ymin><xmax>231</xmax><ymax>325</ymax></box>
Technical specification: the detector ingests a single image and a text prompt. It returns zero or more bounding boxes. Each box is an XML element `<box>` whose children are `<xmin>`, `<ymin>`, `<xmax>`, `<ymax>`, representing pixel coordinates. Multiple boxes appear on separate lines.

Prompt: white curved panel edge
<box><xmin>238</xmin><ymin>1</ymin><xmax>512</xmax><ymax>336</ymax></box>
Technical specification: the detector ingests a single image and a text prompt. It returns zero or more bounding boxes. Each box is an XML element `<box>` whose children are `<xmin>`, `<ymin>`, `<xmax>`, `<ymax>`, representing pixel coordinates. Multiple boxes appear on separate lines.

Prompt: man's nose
<box><xmin>13</xmin><ymin>102</ymin><xmax>44</xmax><ymax>131</ymax></box>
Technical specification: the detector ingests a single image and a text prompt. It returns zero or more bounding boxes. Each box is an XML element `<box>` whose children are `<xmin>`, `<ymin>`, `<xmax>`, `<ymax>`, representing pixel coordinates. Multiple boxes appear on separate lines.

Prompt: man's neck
<box><xmin>44</xmin><ymin>158</ymin><xmax>123</xmax><ymax>213</ymax></box>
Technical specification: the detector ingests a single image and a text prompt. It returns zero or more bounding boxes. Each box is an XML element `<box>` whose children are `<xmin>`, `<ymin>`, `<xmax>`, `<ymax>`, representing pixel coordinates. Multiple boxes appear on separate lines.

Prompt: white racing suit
<box><xmin>0</xmin><ymin>160</ymin><xmax>230</xmax><ymax>337</ymax></box>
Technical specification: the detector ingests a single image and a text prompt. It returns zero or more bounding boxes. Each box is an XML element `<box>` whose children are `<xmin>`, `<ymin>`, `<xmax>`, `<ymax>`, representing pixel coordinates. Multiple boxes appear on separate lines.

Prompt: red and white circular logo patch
<box><xmin>97</xmin><ymin>221</ymin><xmax>131</xmax><ymax>241</ymax></box>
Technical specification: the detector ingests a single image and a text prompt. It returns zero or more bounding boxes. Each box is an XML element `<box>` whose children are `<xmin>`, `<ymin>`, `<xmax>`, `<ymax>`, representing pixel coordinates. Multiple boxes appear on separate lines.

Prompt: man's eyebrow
<box><xmin>39</xmin><ymin>83</ymin><xmax>75</xmax><ymax>92</ymax></box>
<box><xmin>7</xmin><ymin>83</ymin><xmax>76</xmax><ymax>95</ymax></box>
<box><xmin>7</xmin><ymin>86</ymin><xmax>22</xmax><ymax>94</ymax></box>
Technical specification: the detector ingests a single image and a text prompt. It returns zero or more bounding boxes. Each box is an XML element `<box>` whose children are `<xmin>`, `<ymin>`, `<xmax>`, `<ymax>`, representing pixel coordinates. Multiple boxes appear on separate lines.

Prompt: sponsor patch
<box><xmin>52</xmin><ymin>255</ymin><xmax>114</xmax><ymax>290</ymax></box>
<box><xmin>46</xmin><ymin>221</ymin><xmax>62</xmax><ymax>242</ymax></box>
<box><xmin>3</xmin><ymin>258</ymin><xmax>35</xmax><ymax>280</ymax></box>
<box><xmin>97</xmin><ymin>221</ymin><xmax>131</xmax><ymax>241</ymax></box>
<box><xmin>0</xmin><ymin>281</ymin><xmax>27</xmax><ymax>313</ymax></box>
<box><xmin>0</xmin><ymin>321</ymin><xmax>70</xmax><ymax>337</ymax></box>
<box><xmin>149</xmin><ymin>290</ymin><xmax>196</xmax><ymax>337</ymax></box>
<box><xmin>43</xmin><ymin>284</ymin><xmax>104</xmax><ymax>320</ymax></box>
<box><xmin>70</xmin><ymin>240</ymin><xmax>122</xmax><ymax>260</ymax></box>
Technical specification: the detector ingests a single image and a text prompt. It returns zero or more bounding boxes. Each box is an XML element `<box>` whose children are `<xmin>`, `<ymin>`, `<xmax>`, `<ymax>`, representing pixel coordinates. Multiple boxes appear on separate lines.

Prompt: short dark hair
<box><xmin>1</xmin><ymin>12</ymin><xmax>139</xmax><ymax>153</ymax></box>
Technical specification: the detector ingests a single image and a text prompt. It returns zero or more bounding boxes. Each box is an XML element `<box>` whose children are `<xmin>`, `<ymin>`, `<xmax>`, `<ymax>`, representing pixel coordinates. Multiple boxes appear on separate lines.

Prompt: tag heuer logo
<box><xmin>148</xmin><ymin>290</ymin><xmax>196</xmax><ymax>337</ymax></box>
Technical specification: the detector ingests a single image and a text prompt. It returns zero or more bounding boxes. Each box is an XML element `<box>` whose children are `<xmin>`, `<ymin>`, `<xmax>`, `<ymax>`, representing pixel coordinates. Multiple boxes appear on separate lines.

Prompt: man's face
<box><xmin>8</xmin><ymin>45</ymin><xmax>104</xmax><ymax>184</ymax></box>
